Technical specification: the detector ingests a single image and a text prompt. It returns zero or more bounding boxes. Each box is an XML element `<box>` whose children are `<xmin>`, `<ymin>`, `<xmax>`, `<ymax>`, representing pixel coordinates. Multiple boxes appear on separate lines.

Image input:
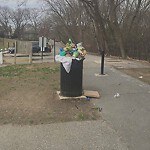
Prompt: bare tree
<box><xmin>43</xmin><ymin>0</ymin><xmax>90</xmax><ymax>43</ymax></box>
<box><xmin>10</xmin><ymin>7</ymin><xmax>30</xmax><ymax>39</ymax></box>
<box><xmin>25</xmin><ymin>0</ymin><xmax>150</xmax><ymax>61</ymax></box>
<box><xmin>107</xmin><ymin>0</ymin><xmax>126</xmax><ymax>58</ymax></box>
<box><xmin>28</xmin><ymin>8</ymin><xmax>42</xmax><ymax>39</ymax></box>
<box><xmin>79</xmin><ymin>0</ymin><xmax>109</xmax><ymax>53</ymax></box>
<box><xmin>17</xmin><ymin>0</ymin><xmax>28</xmax><ymax>7</ymax></box>
<box><xmin>0</xmin><ymin>6</ymin><xmax>12</xmax><ymax>38</ymax></box>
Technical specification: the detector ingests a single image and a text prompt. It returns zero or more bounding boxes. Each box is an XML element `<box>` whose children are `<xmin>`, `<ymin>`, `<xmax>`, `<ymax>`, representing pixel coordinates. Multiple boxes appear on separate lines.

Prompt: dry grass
<box><xmin>0</xmin><ymin>63</ymin><xmax>100</xmax><ymax>125</ymax></box>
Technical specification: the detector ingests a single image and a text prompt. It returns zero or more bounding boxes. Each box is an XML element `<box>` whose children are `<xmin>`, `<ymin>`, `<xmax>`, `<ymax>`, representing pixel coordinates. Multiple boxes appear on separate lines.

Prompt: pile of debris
<box><xmin>56</xmin><ymin>39</ymin><xmax>87</xmax><ymax>73</ymax></box>
<box><xmin>59</xmin><ymin>39</ymin><xmax>87</xmax><ymax>60</ymax></box>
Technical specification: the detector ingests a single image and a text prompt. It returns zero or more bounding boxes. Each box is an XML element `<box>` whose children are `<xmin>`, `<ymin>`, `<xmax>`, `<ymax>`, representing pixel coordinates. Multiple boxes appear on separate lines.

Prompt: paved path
<box><xmin>0</xmin><ymin>121</ymin><xmax>128</xmax><ymax>150</ymax></box>
<box><xmin>83</xmin><ymin>55</ymin><xmax>150</xmax><ymax>150</ymax></box>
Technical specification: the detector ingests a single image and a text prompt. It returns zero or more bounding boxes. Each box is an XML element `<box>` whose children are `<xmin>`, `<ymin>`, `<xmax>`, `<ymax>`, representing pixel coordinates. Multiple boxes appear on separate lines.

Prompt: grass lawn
<box><xmin>0</xmin><ymin>63</ymin><xmax>100</xmax><ymax>125</ymax></box>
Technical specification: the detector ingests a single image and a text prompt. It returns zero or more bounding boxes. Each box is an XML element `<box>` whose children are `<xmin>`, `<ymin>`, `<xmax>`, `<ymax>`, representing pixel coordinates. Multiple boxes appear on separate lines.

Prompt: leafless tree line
<box><xmin>43</xmin><ymin>0</ymin><xmax>150</xmax><ymax>60</ymax></box>
<box><xmin>0</xmin><ymin>4</ymin><xmax>48</xmax><ymax>40</ymax></box>
<box><xmin>0</xmin><ymin>0</ymin><xmax>150</xmax><ymax>60</ymax></box>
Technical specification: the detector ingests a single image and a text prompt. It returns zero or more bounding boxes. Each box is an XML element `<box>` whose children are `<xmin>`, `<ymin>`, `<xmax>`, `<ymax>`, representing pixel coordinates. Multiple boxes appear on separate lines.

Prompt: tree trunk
<box><xmin>108</xmin><ymin>0</ymin><xmax>127</xmax><ymax>58</ymax></box>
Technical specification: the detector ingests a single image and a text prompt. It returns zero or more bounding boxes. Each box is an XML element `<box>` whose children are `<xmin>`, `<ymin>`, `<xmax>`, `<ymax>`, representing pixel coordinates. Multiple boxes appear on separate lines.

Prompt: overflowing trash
<box><xmin>59</xmin><ymin>39</ymin><xmax>86</xmax><ymax>59</ymax></box>
<box><xmin>56</xmin><ymin>39</ymin><xmax>87</xmax><ymax>73</ymax></box>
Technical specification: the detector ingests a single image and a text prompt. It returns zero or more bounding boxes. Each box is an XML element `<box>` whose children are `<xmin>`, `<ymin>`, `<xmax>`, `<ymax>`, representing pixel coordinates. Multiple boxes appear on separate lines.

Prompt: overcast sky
<box><xmin>0</xmin><ymin>0</ymin><xmax>43</xmax><ymax>8</ymax></box>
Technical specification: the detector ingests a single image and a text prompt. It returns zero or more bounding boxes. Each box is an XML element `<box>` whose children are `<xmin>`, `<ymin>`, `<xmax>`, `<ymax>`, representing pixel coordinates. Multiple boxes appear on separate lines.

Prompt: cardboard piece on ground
<box><xmin>84</xmin><ymin>90</ymin><xmax>100</xmax><ymax>98</ymax></box>
<box><xmin>57</xmin><ymin>91</ymin><xmax>86</xmax><ymax>100</ymax></box>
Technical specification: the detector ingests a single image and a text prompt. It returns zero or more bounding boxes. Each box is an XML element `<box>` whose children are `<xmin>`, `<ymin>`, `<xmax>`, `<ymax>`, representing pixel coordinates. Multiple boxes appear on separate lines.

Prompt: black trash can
<box><xmin>60</xmin><ymin>59</ymin><xmax>83</xmax><ymax>97</ymax></box>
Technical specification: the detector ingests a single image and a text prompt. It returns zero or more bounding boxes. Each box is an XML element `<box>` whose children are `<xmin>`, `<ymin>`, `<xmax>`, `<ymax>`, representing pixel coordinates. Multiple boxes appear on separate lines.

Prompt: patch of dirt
<box><xmin>107</xmin><ymin>57</ymin><xmax>150</xmax><ymax>84</ymax></box>
<box><xmin>0</xmin><ymin>63</ymin><xmax>100</xmax><ymax>125</ymax></box>
<box><xmin>116</xmin><ymin>68</ymin><xmax>150</xmax><ymax>84</ymax></box>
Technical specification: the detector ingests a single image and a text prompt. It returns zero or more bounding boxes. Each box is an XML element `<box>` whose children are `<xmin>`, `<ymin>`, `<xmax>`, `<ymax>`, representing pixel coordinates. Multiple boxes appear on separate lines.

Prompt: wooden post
<box><xmin>29</xmin><ymin>42</ymin><xmax>32</xmax><ymax>64</ymax></box>
<box><xmin>29</xmin><ymin>53</ymin><xmax>32</xmax><ymax>64</ymax></box>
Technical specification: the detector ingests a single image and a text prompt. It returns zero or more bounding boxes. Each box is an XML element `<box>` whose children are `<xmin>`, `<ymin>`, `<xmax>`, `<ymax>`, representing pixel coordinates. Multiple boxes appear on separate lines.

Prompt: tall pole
<box><xmin>14</xmin><ymin>41</ymin><xmax>17</xmax><ymax>65</ymax></box>
<box><xmin>41</xmin><ymin>36</ymin><xmax>44</xmax><ymax>61</ymax></box>
<box><xmin>101</xmin><ymin>50</ymin><xmax>105</xmax><ymax>75</ymax></box>
<box><xmin>93</xmin><ymin>21</ymin><xmax>105</xmax><ymax>75</ymax></box>
<box><xmin>54</xmin><ymin>39</ymin><xmax>56</xmax><ymax>62</ymax></box>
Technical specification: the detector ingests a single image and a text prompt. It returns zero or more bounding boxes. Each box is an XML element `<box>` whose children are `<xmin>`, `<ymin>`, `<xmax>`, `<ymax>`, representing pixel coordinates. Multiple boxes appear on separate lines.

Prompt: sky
<box><xmin>0</xmin><ymin>0</ymin><xmax>44</xmax><ymax>8</ymax></box>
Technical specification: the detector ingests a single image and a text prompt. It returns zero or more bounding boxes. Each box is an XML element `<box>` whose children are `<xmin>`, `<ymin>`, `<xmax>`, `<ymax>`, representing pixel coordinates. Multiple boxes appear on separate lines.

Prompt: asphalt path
<box><xmin>83</xmin><ymin>54</ymin><xmax>150</xmax><ymax>150</ymax></box>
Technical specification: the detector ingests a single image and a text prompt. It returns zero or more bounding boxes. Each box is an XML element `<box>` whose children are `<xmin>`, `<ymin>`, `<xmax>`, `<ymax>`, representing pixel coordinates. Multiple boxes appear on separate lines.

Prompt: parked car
<box><xmin>32</xmin><ymin>42</ymin><xmax>40</xmax><ymax>53</ymax></box>
<box><xmin>32</xmin><ymin>45</ymin><xmax>41</xmax><ymax>53</ymax></box>
<box><xmin>32</xmin><ymin>41</ymin><xmax>51</xmax><ymax>53</ymax></box>
<box><xmin>44</xmin><ymin>46</ymin><xmax>51</xmax><ymax>53</ymax></box>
